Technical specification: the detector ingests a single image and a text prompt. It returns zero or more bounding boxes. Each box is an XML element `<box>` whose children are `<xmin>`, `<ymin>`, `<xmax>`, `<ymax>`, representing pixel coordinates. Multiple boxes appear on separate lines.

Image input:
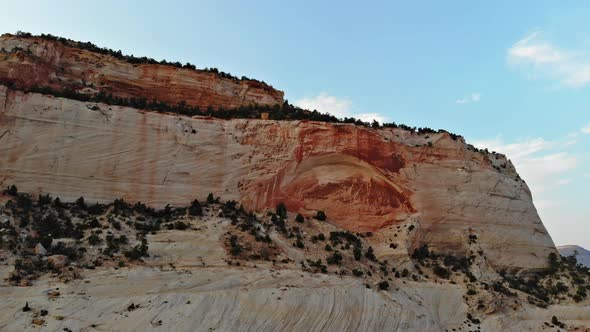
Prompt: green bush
<box><xmin>276</xmin><ymin>203</ymin><xmax>287</xmax><ymax>219</ymax></box>
<box><xmin>327</xmin><ymin>251</ymin><xmax>343</xmax><ymax>265</ymax></box>
<box><xmin>295</xmin><ymin>213</ymin><xmax>304</xmax><ymax>223</ymax></box>
<box><xmin>315</xmin><ymin>211</ymin><xmax>327</xmax><ymax>221</ymax></box>
<box><xmin>189</xmin><ymin>199</ymin><xmax>202</xmax><ymax>216</ymax></box>
<box><xmin>433</xmin><ymin>265</ymin><xmax>450</xmax><ymax>279</ymax></box>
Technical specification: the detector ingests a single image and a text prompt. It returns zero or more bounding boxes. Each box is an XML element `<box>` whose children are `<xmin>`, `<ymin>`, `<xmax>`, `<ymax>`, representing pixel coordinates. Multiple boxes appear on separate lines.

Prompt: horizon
<box><xmin>1</xmin><ymin>0</ymin><xmax>588</xmax><ymax>249</ymax></box>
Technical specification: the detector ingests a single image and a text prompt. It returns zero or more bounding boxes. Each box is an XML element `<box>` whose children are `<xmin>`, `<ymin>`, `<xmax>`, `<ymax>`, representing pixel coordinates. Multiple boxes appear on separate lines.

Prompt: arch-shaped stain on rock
<box><xmin>246</xmin><ymin>152</ymin><xmax>414</xmax><ymax>232</ymax></box>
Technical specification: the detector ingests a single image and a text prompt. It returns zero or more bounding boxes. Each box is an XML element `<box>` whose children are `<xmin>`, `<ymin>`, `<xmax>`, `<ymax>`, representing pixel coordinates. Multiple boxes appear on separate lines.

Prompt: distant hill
<box><xmin>558</xmin><ymin>245</ymin><xmax>590</xmax><ymax>267</ymax></box>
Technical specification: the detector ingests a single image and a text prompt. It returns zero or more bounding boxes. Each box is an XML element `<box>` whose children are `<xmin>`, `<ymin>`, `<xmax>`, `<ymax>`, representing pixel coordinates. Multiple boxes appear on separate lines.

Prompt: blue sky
<box><xmin>2</xmin><ymin>1</ymin><xmax>589</xmax><ymax>248</ymax></box>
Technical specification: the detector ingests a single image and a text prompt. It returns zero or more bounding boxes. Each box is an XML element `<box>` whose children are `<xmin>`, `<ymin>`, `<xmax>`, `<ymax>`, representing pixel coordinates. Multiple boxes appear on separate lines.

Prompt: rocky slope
<box><xmin>0</xmin><ymin>34</ymin><xmax>284</xmax><ymax>110</ymax></box>
<box><xmin>0</xmin><ymin>85</ymin><xmax>555</xmax><ymax>271</ymax></box>
<box><xmin>559</xmin><ymin>246</ymin><xmax>590</xmax><ymax>268</ymax></box>
<box><xmin>0</xmin><ymin>192</ymin><xmax>588</xmax><ymax>332</ymax></box>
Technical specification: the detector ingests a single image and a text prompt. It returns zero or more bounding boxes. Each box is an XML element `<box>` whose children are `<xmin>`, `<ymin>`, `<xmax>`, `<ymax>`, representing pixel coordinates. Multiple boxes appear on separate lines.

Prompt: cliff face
<box><xmin>0</xmin><ymin>86</ymin><xmax>556</xmax><ymax>270</ymax></box>
<box><xmin>0</xmin><ymin>34</ymin><xmax>284</xmax><ymax>110</ymax></box>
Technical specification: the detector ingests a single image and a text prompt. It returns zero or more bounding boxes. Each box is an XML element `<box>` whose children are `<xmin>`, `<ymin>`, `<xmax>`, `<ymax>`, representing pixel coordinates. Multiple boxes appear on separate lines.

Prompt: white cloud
<box><xmin>508</xmin><ymin>31</ymin><xmax>590</xmax><ymax>87</ymax></box>
<box><xmin>354</xmin><ymin>113</ymin><xmax>386</xmax><ymax>124</ymax></box>
<box><xmin>472</xmin><ymin>136</ymin><xmax>577</xmax><ymax>194</ymax></box>
<box><xmin>295</xmin><ymin>92</ymin><xmax>352</xmax><ymax>118</ymax></box>
<box><xmin>456</xmin><ymin>93</ymin><xmax>482</xmax><ymax>104</ymax></box>
<box><xmin>294</xmin><ymin>92</ymin><xmax>386</xmax><ymax>123</ymax></box>
<box><xmin>582</xmin><ymin>124</ymin><xmax>590</xmax><ymax>134</ymax></box>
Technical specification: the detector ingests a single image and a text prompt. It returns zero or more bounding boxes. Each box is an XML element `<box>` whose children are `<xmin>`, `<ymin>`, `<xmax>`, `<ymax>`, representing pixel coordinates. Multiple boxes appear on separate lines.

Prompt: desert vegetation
<box><xmin>2</xmin><ymin>185</ymin><xmax>586</xmax><ymax>328</ymax></box>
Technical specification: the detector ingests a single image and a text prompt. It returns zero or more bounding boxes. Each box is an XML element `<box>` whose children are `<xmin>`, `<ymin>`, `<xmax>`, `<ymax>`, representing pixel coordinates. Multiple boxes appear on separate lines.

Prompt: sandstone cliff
<box><xmin>0</xmin><ymin>86</ymin><xmax>555</xmax><ymax>271</ymax></box>
<box><xmin>0</xmin><ymin>34</ymin><xmax>284</xmax><ymax>110</ymax></box>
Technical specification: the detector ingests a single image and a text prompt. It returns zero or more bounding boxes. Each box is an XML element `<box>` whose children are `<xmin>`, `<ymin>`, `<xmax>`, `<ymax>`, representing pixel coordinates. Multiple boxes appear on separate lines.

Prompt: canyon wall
<box><xmin>0</xmin><ymin>86</ymin><xmax>556</xmax><ymax>270</ymax></box>
<box><xmin>0</xmin><ymin>34</ymin><xmax>284</xmax><ymax>110</ymax></box>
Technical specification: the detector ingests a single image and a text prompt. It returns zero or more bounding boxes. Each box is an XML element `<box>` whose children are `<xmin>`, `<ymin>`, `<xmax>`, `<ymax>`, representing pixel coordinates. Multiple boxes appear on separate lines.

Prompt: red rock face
<box><xmin>237</xmin><ymin>124</ymin><xmax>414</xmax><ymax>232</ymax></box>
<box><xmin>0</xmin><ymin>34</ymin><xmax>284</xmax><ymax>110</ymax></box>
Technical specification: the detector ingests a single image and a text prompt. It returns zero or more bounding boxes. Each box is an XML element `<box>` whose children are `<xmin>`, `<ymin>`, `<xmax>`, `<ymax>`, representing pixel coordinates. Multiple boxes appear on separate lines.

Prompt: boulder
<box><xmin>47</xmin><ymin>255</ymin><xmax>69</xmax><ymax>269</ymax></box>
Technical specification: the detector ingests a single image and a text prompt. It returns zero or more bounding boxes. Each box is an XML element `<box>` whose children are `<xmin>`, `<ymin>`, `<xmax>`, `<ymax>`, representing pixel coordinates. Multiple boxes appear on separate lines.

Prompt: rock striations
<box><xmin>0</xmin><ymin>85</ymin><xmax>554</xmax><ymax>271</ymax></box>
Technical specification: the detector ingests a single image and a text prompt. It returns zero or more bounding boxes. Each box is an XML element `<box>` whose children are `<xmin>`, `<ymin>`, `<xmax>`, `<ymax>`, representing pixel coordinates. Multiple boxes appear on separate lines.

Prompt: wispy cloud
<box><xmin>294</xmin><ymin>92</ymin><xmax>386</xmax><ymax>123</ymax></box>
<box><xmin>582</xmin><ymin>124</ymin><xmax>590</xmax><ymax>134</ymax></box>
<box><xmin>472</xmin><ymin>136</ymin><xmax>577</xmax><ymax>194</ymax></box>
<box><xmin>508</xmin><ymin>31</ymin><xmax>590</xmax><ymax>87</ymax></box>
<box><xmin>456</xmin><ymin>93</ymin><xmax>481</xmax><ymax>104</ymax></box>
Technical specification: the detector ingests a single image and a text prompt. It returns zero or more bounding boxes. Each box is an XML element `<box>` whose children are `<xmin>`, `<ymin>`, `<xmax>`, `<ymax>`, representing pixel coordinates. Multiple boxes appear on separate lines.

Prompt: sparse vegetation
<box><xmin>378</xmin><ymin>281</ymin><xmax>389</xmax><ymax>290</ymax></box>
<box><xmin>2</xmin><ymin>185</ymin><xmax>587</xmax><ymax>319</ymax></box>
<box><xmin>295</xmin><ymin>213</ymin><xmax>304</xmax><ymax>223</ymax></box>
<box><xmin>315</xmin><ymin>211</ymin><xmax>327</xmax><ymax>221</ymax></box>
<box><xmin>12</xmin><ymin>31</ymin><xmax>270</xmax><ymax>86</ymax></box>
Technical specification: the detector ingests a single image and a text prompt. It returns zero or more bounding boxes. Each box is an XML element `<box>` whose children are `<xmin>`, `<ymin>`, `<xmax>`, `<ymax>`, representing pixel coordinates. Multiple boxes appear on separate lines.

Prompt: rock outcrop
<box><xmin>0</xmin><ymin>34</ymin><xmax>284</xmax><ymax>110</ymax></box>
<box><xmin>0</xmin><ymin>85</ymin><xmax>555</xmax><ymax>270</ymax></box>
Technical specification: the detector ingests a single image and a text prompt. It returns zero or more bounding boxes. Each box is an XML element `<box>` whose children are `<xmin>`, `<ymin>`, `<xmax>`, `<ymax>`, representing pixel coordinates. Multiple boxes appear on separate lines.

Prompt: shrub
<box><xmin>207</xmin><ymin>193</ymin><xmax>218</xmax><ymax>204</ymax></box>
<box><xmin>88</xmin><ymin>218</ymin><xmax>100</xmax><ymax>228</ymax></box>
<box><xmin>433</xmin><ymin>265</ymin><xmax>450</xmax><ymax>279</ymax></box>
<box><xmin>189</xmin><ymin>199</ymin><xmax>202</xmax><ymax>216</ymax></box>
<box><xmin>229</xmin><ymin>235</ymin><xmax>242</xmax><ymax>256</ymax></box>
<box><xmin>16</xmin><ymin>194</ymin><xmax>32</xmax><ymax>210</ymax></box>
<box><xmin>307</xmin><ymin>259</ymin><xmax>328</xmax><ymax>273</ymax></box>
<box><xmin>412</xmin><ymin>244</ymin><xmax>430</xmax><ymax>260</ymax></box>
<box><xmin>276</xmin><ymin>203</ymin><xmax>287</xmax><ymax>219</ymax></box>
<box><xmin>353</xmin><ymin>246</ymin><xmax>362</xmax><ymax>261</ymax></box>
<box><xmin>548</xmin><ymin>252</ymin><xmax>559</xmax><ymax>273</ymax></box>
<box><xmin>492</xmin><ymin>281</ymin><xmax>516</xmax><ymax>297</ymax></box>
<box><xmin>76</xmin><ymin>197</ymin><xmax>87</xmax><ymax>209</ymax></box>
<box><xmin>401</xmin><ymin>268</ymin><xmax>409</xmax><ymax>278</ymax></box>
<box><xmin>174</xmin><ymin>221</ymin><xmax>189</xmax><ymax>230</ymax></box>
<box><xmin>365</xmin><ymin>246</ymin><xmax>376</xmax><ymax>261</ymax></box>
<box><xmin>378</xmin><ymin>281</ymin><xmax>389</xmax><ymax>290</ymax></box>
<box><xmin>315</xmin><ymin>211</ymin><xmax>327</xmax><ymax>221</ymax></box>
<box><xmin>327</xmin><ymin>251</ymin><xmax>343</xmax><ymax>265</ymax></box>
<box><xmin>53</xmin><ymin>197</ymin><xmax>64</xmax><ymax>209</ymax></box>
<box><xmin>551</xmin><ymin>316</ymin><xmax>565</xmax><ymax>328</ymax></box>
<box><xmin>295</xmin><ymin>239</ymin><xmax>304</xmax><ymax>249</ymax></box>
<box><xmin>123</xmin><ymin>239</ymin><xmax>149</xmax><ymax>260</ymax></box>
<box><xmin>87</xmin><ymin>234</ymin><xmax>101</xmax><ymax>245</ymax></box>
<box><xmin>111</xmin><ymin>220</ymin><xmax>122</xmax><ymax>230</ymax></box>
<box><xmin>271</xmin><ymin>214</ymin><xmax>286</xmax><ymax>232</ymax></box>
<box><xmin>38</xmin><ymin>194</ymin><xmax>52</xmax><ymax>205</ymax></box>
<box><xmin>295</xmin><ymin>213</ymin><xmax>304</xmax><ymax>223</ymax></box>
<box><xmin>50</xmin><ymin>241</ymin><xmax>79</xmax><ymax>260</ymax></box>
<box><xmin>87</xmin><ymin>203</ymin><xmax>106</xmax><ymax>215</ymax></box>
<box><xmin>113</xmin><ymin>198</ymin><xmax>132</xmax><ymax>215</ymax></box>
<box><xmin>6</xmin><ymin>185</ymin><xmax>18</xmax><ymax>196</ymax></box>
